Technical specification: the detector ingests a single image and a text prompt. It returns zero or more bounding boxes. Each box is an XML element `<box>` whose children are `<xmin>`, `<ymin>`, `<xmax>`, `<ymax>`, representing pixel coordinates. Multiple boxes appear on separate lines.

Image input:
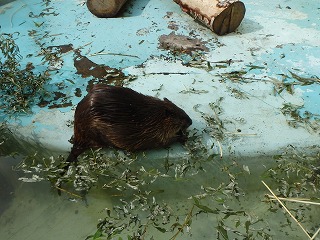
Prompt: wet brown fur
<box><xmin>67</xmin><ymin>84</ymin><xmax>192</xmax><ymax>163</ymax></box>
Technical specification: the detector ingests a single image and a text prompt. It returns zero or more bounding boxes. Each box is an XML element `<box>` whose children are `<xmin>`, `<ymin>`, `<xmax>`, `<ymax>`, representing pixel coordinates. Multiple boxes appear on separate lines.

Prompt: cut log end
<box><xmin>213</xmin><ymin>2</ymin><xmax>246</xmax><ymax>35</ymax></box>
<box><xmin>173</xmin><ymin>0</ymin><xmax>246</xmax><ymax>36</ymax></box>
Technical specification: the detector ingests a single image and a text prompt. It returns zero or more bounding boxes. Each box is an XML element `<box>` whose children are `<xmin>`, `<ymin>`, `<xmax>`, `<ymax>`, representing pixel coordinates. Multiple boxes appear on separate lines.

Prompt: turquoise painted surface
<box><xmin>0</xmin><ymin>0</ymin><xmax>319</xmax><ymax>155</ymax></box>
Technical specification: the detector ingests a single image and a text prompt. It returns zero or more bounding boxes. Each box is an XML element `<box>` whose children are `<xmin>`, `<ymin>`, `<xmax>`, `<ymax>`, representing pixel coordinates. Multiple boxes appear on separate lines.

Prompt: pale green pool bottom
<box><xmin>1</xmin><ymin>153</ymin><xmax>319</xmax><ymax>240</ymax></box>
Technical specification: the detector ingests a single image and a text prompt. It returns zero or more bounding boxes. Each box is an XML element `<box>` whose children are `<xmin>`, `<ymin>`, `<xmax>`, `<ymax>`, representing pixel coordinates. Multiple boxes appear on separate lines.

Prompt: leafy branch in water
<box><xmin>16</xmin><ymin>153</ymin><xmax>67</xmax><ymax>183</ymax></box>
<box><xmin>263</xmin><ymin>146</ymin><xmax>320</xmax><ymax>235</ymax></box>
<box><xmin>84</xmin><ymin>153</ymin><xmax>274</xmax><ymax>240</ymax></box>
<box><xmin>15</xmin><ymin>141</ymin><xmax>270</xmax><ymax>239</ymax></box>
<box><xmin>265</xmin><ymin>147</ymin><xmax>320</xmax><ymax>197</ymax></box>
<box><xmin>86</xmin><ymin>195</ymin><xmax>175</xmax><ymax>240</ymax></box>
<box><xmin>0</xmin><ymin>33</ymin><xmax>51</xmax><ymax>114</ymax></box>
<box><xmin>13</xmin><ymin>131</ymin><xmax>320</xmax><ymax>239</ymax></box>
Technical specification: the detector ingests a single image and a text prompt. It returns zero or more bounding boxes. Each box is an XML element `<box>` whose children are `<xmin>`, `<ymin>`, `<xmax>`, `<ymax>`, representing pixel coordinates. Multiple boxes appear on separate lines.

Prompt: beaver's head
<box><xmin>160</xmin><ymin>97</ymin><xmax>192</xmax><ymax>145</ymax></box>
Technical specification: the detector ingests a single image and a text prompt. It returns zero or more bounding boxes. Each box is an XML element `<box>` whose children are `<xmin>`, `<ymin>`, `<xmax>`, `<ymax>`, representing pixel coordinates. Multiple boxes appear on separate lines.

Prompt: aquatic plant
<box><xmin>0</xmin><ymin>33</ymin><xmax>51</xmax><ymax>114</ymax></box>
<box><xmin>17</xmin><ymin>111</ymin><xmax>319</xmax><ymax>240</ymax></box>
<box><xmin>265</xmin><ymin>146</ymin><xmax>320</xmax><ymax>198</ymax></box>
<box><xmin>262</xmin><ymin>146</ymin><xmax>320</xmax><ymax>239</ymax></box>
<box><xmin>11</xmin><ymin>129</ymin><xmax>320</xmax><ymax>240</ymax></box>
<box><xmin>13</xmin><ymin>134</ymin><xmax>320</xmax><ymax>239</ymax></box>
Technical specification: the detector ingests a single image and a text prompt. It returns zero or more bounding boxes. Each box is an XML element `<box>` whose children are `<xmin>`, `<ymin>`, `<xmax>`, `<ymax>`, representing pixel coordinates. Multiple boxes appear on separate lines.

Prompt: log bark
<box><xmin>87</xmin><ymin>0</ymin><xmax>128</xmax><ymax>18</ymax></box>
<box><xmin>173</xmin><ymin>0</ymin><xmax>246</xmax><ymax>35</ymax></box>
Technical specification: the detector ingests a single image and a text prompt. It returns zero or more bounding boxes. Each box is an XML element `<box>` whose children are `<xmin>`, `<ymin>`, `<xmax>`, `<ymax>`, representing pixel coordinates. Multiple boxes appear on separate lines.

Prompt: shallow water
<box><xmin>0</xmin><ymin>156</ymin><xmax>111</xmax><ymax>240</ymax></box>
<box><xmin>1</xmin><ymin>153</ymin><xmax>319</xmax><ymax>240</ymax></box>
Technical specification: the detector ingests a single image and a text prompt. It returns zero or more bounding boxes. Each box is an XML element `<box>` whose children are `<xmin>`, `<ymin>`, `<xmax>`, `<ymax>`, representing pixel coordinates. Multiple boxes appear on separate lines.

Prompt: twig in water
<box><xmin>311</xmin><ymin>227</ymin><xmax>320</xmax><ymax>240</ymax></box>
<box><xmin>217</xmin><ymin>140</ymin><xmax>223</xmax><ymax>158</ymax></box>
<box><xmin>262</xmin><ymin>181</ymin><xmax>311</xmax><ymax>239</ymax></box>
<box><xmin>266</xmin><ymin>194</ymin><xmax>320</xmax><ymax>206</ymax></box>
<box><xmin>55</xmin><ymin>186</ymin><xmax>83</xmax><ymax>199</ymax></box>
<box><xmin>170</xmin><ymin>205</ymin><xmax>194</xmax><ymax>240</ymax></box>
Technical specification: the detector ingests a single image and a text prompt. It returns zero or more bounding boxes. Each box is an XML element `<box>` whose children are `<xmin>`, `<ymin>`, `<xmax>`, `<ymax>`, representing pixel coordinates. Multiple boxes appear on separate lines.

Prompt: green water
<box><xmin>1</xmin><ymin>152</ymin><xmax>319</xmax><ymax>240</ymax></box>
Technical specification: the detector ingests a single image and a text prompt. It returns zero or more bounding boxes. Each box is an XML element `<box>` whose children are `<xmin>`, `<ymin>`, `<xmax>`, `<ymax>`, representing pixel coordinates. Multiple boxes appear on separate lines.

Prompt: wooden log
<box><xmin>87</xmin><ymin>0</ymin><xmax>128</xmax><ymax>18</ymax></box>
<box><xmin>173</xmin><ymin>0</ymin><xmax>246</xmax><ymax>35</ymax></box>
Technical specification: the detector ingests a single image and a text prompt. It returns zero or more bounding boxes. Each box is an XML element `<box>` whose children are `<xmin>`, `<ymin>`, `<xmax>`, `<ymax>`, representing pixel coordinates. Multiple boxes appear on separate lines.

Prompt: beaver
<box><xmin>66</xmin><ymin>84</ymin><xmax>192</xmax><ymax>164</ymax></box>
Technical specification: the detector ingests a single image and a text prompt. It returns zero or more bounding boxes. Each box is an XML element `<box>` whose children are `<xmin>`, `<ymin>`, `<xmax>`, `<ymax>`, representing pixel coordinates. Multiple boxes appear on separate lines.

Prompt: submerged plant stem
<box><xmin>55</xmin><ymin>186</ymin><xmax>83</xmax><ymax>199</ymax></box>
<box><xmin>266</xmin><ymin>194</ymin><xmax>320</xmax><ymax>206</ymax></box>
<box><xmin>170</xmin><ymin>205</ymin><xmax>194</xmax><ymax>240</ymax></box>
<box><xmin>262</xmin><ymin>181</ymin><xmax>311</xmax><ymax>239</ymax></box>
<box><xmin>217</xmin><ymin>140</ymin><xmax>223</xmax><ymax>158</ymax></box>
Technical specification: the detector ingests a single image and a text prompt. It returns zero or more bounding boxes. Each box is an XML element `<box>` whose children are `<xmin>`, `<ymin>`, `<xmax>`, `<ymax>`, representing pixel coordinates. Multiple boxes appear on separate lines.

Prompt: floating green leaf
<box><xmin>217</xmin><ymin>222</ymin><xmax>229</xmax><ymax>240</ymax></box>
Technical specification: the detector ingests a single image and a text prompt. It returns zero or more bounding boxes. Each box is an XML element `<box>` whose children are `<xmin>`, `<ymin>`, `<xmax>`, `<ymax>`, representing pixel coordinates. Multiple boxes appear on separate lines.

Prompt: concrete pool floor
<box><xmin>0</xmin><ymin>0</ymin><xmax>319</xmax><ymax>157</ymax></box>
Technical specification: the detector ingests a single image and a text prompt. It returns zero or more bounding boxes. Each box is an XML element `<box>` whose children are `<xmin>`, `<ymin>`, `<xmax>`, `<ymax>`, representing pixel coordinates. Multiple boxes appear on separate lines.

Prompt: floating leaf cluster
<box><xmin>12</xmin><ymin>105</ymin><xmax>320</xmax><ymax>240</ymax></box>
<box><xmin>265</xmin><ymin>146</ymin><xmax>320</xmax><ymax>197</ymax></box>
<box><xmin>263</xmin><ymin>146</ymin><xmax>320</xmax><ymax>235</ymax></box>
<box><xmin>14</xmin><ymin>134</ymin><xmax>276</xmax><ymax>239</ymax></box>
<box><xmin>7</xmin><ymin>76</ymin><xmax>317</xmax><ymax>239</ymax></box>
